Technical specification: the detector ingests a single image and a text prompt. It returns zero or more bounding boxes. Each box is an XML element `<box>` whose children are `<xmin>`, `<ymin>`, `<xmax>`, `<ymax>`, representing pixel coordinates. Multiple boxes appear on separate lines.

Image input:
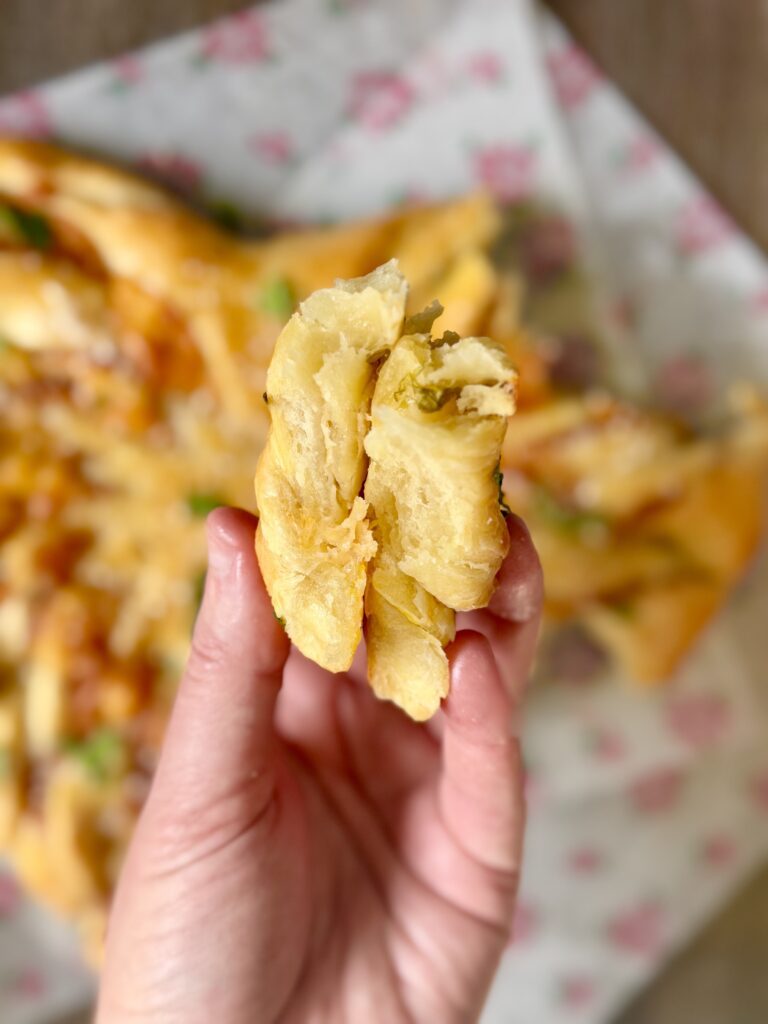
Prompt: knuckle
<box><xmin>187</xmin><ymin>628</ymin><xmax>230</xmax><ymax>681</ymax></box>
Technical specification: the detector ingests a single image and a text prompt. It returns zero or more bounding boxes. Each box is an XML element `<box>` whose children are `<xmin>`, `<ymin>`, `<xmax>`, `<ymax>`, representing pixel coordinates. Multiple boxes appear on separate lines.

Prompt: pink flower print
<box><xmin>511</xmin><ymin>901</ymin><xmax>539</xmax><ymax>944</ymax></box>
<box><xmin>12</xmin><ymin>967</ymin><xmax>46</xmax><ymax>999</ymax></box>
<box><xmin>667</xmin><ymin>693</ymin><xmax>730</xmax><ymax>748</ymax></box>
<box><xmin>702</xmin><ymin>833</ymin><xmax>738</xmax><ymax>868</ymax></box>
<box><xmin>201</xmin><ymin>11</ymin><xmax>270</xmax><ymax>64</ymax></box>
<box><xmin>112</xmin><ymin>54</ymin><xmax>143</xmax><ymax>85</ymax></box>
<box><xmin>467</xmin><ymin>51</ymin><xmax>504</xmax><ymax>84</ymax></box>
<box><xmin>590</xmin><ymin>727</ymin><xmax>627</xmax><ymax>763</ymax></box>
<box><xmin>559</xmin><ymin>975</ymin><xmax>596</xmax><ymax>1010</ymax></box>
<box><xmin>654</xmin><ymin>354</ymin><xmax>714</xmax><ymax>415</ymax></box>
<box><xmin>0</xmin><ymin>872</ymin><xmax>21</xmax><ymax>917</ymax></box>
<box><xmin>608</xmin><ymin>901</ymin><xmax>664</xmax><ymax>956</ymax></box>
<box><xmin>473</xmin><ymin>143</ymin><xmax>537</xmax><ymax>203</ymax></box>
<box><xmin>619</xmin><ymin>133</ymin><xmax>661</xmax><ymax>175</ymax></box>
<box><xmin>630</xmin><ymin>767</ymin><xmax>683</xmax><ymax>813</ymax></box>
<box><xmin>568</xmin><ymin>847</ymin><xmax>604</xmax><ymax>874</ymax></box>
<box><xmin>0</xmin><ymin>91</ymin><xmax>51</xmax><ymax>138</ymax></box>
<box><xmin>136</xmin><ymin>152</ymin><xmax>203</xmax><ymax>195</ymax></box>
<box><xmin>676</xmin><ymin>195</ymin><xmax>734</xmax><ymax>255</ymax></box>
<box><xmin>546</xmin><ymin>44</ymin><xmax>602</xmax><ymax>110</ymax></box>
<box><xmin>250</xmin><ymin>132</ymin><xmax>294</xmax><ymax>165</ymax></box>
<box><xmin>348</xmin><ymin>71</ymin><xmax>415</xmax><ymax>132</ymax></box>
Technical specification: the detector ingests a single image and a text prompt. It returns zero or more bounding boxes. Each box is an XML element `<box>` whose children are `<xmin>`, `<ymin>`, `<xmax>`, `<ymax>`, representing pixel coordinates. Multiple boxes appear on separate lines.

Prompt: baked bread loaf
<box><xmin>255</xmin><ymin>266</ymin><xmax>517</xmax><ymax>717</ymax></box>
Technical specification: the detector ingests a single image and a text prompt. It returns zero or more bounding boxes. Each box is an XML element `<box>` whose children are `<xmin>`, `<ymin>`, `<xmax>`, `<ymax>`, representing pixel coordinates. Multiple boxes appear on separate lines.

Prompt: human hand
<box><xmin>96</xmin><ymin>507</ymin><xmax>542</xmax><ymax>1024</ymax></box>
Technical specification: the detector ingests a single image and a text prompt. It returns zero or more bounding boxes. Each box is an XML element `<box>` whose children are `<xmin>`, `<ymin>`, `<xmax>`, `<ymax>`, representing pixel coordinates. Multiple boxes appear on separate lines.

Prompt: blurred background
<box><xmin>1</xmin><ymin>1</ymin><xmax>768</xmax><ymax>1023</ymax></box>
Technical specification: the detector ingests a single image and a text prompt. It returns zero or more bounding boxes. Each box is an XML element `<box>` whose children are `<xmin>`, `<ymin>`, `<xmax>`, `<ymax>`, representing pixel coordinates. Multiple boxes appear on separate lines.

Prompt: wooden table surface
<box><xmin>2</xmin><ymin>2</ymin><xmax>767</xmax><ymax>1022</ymax></box>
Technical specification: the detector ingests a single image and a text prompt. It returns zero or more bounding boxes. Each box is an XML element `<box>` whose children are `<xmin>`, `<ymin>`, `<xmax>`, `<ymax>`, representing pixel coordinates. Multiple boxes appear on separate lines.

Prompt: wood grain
<box><xmin>0</xmin><ymin>0</ymin><xmax>249</xmax><ymax>93</ymax></box>
<box><xmin>545</xmin><ymin>0</ymin><xmax>768</xmax><ymax>251</ymax></box>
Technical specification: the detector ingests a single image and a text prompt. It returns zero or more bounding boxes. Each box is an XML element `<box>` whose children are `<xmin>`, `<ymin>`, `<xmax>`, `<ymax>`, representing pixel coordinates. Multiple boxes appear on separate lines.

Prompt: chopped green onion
<box><xmin>64</xmin><ymin>729</ymin><xmax>125</xmax><ymax>782</ymax></box>
<box><xmin>0</xmin><ymin>204</ymin><xmax>52</xmax><ymax>249</ymax></box>
<box><xmin>209</xmin><ymin>200</ymin><xmax>245</xmax><ymax>233</ymax></box>
<box><xmin>260</xmin><ymin>278</ymin><xmax>296</xmax><ymax>319</ymax></box>
<box><xmin>415</xmin><ymin>387</ymin><xmax>447</xmax><ymax>413</ymax></box>
<box><xmin>534</xmin><ymin>488</ymin><xmax>609</xmax><ymax>536</ymax></box>
<box><xmin>493</xmin><ymin>462</ymin><xmax>512</xmax><ymax>517</ymax></box>
<box><xmin>185</xmin><ymin>492</ymin><xmax>225</xmax><ymax>518</ymax></box>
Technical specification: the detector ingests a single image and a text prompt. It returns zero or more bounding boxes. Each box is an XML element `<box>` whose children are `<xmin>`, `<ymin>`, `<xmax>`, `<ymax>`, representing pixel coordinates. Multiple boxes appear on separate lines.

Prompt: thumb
<box><xmin>141</xmin><ymin>507</ymin><xmax>289</xmax><ymax>851</ymax></box>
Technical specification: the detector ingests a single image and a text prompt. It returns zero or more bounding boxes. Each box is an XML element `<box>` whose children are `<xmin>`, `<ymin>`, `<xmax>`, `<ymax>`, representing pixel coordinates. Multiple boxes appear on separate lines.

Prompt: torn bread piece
<box><xmin>254</xmin><ymin>261</ymin><xmax>407</xmax><ymax>672</ymax></box>
<box><xmin>364</xmin><ymin>319</ymin><xmax>517</xmax><ymax>719</ymax></box>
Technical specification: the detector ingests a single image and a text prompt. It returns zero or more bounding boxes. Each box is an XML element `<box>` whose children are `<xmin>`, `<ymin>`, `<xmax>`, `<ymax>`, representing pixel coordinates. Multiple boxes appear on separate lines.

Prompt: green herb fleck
<box><xmin>438</xmin><ymin>330</ymin><xmax>461</xmax><ymax>347</ymax></box>
<box><xmin>260</xmin><ymin>278</ymin><xmax>296</xmax><ymax>319</ymax></box>
<box><xmin>394</xmin><ymin>374</ymin><xmax>456</xmax><ymax>413</ymax></box>
<box><xmin>272</xmin><ymin>608</ymin><xmax>286</xmax><ymax>627</ymax></box>
<box><xmin>64</xmin><ymin>729</ymin><xmax>125</xmax><ymax>782</ymax></box>
<box><xmin>0</xmin><ymin>749</ymin><xmax>11</xmax><ymax>777</ymax></box>
<box><xmin>262</xmin><ymin>391</ymin><xmax>269</xmax><ymax>405</ymax></box>
<box><xmin>415</xmin><ymin>386</ymin><xmax>447</xmax><ymax>412</ymax></box>
<box><xmin>186</xmin><ymin>492</ymin><xmax>225</xmax><ymax>518</ymax></box>
<box><xmin>209</xmin><ymin>200</ymin><xmax>245</xmax><ymax>233</ymax></box>
<box><xmin>0</xmin><ymin>204</ymin><xmax>52</xmax><ymax>249</ymax></box>
<box><xmin>493</xmin><ymin>462</ymin><xmax>511</xmax><ymax>516</ymax></box>
<box><xmin>534</xmin><ymin>489</ymin><xmax>609</xmax><ymax>536</ymax></box>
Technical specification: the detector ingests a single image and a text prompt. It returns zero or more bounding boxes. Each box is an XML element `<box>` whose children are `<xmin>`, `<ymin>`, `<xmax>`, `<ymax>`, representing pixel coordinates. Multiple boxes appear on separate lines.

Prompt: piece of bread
<box><xmin>364</xmin><ymin>323</ymin><xmax>517</xmax><ymax>718</ymax></box>
<box><xmin>254</xmin><ymin>261</ymin><xmax>407</xmax><ymax>672</ymax></box>
<box><xmin>254</xmin><ymin>265</ymin><xmax>517</xmax><ymax>715</ymax></box>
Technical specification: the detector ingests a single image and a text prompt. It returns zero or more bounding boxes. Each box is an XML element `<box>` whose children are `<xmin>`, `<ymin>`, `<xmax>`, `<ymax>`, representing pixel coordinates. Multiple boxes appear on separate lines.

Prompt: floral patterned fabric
<box><xmin>1</xmin><ymin>1</ymin><xmax>768</xmax><ymax>1021</ymax></box>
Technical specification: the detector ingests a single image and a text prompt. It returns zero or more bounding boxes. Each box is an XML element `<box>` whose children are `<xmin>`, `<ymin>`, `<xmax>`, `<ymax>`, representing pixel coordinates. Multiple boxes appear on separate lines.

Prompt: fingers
<box><xmin>489</xmin><ymin>514</ymin><xmax>543</xmax><ymax>623</ymax></box>
<box><xmin>143</xmin><ymin>508</ymin><xmax>289</xmax><ymax>847</ymax></box>
<box><xmin>335</xmin><ymin>672</ymin><xmax>439</xmax><ymax>811</ymax></box>
<box><xmin>439</xmin><ymin>631</ymin><xmax>525</xmax><ymax>876</ymax></box>
<box><xmin>456</xmin><ymin>514</ymin><xmax>542</xmax><ymax>701</ymax></box>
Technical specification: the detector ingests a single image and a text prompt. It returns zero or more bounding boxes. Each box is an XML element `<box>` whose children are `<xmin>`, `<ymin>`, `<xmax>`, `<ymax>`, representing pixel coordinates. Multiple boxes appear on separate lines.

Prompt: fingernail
<box><xmin>207</xmin><ymin>519</ymin><xmax>240</xmax><ymax>574</ymax></box>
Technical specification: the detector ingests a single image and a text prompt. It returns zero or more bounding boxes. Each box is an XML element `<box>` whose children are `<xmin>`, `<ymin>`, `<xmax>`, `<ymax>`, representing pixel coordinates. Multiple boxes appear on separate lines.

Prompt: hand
<box><xmin>96</xmin><ymin>507</ymin><xmax>542</xmax><ymax>1024</ymax></box>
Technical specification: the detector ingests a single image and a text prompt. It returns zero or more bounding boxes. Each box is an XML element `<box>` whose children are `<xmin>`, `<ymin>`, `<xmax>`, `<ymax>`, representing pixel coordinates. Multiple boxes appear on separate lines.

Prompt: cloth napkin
<box><xmin>1</xmin><ymin>1</ymin><xmax>768</xmax><ymax>1021</ymax></box>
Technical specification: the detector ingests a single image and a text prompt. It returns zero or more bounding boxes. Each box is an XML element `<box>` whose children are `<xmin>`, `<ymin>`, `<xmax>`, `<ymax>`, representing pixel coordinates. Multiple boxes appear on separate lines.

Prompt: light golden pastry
<box><xmin>254</xmin><ymin>262</ymin><xmax>407</xmax><ymax>671</ymax></box>
<box><xmin>254</xmin><ymin>267</ymin><xmax>516</xmax><ymax>715</ymax></box>
<box><xmin>364</xmin><ymin>321</ymin><xmax>517</xmax><ymax>719</ymax></box>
